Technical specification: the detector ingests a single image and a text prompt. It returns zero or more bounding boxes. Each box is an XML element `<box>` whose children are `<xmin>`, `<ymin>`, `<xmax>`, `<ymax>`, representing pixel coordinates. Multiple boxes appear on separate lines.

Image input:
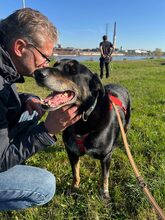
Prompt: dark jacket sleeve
<box><xmin>0</xmin><ymin>101</ymin><xmax>56</xmax><ymax>172</ymax></box>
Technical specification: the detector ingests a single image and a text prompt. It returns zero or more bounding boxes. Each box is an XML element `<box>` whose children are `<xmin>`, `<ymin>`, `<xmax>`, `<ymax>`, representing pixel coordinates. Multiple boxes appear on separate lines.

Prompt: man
<box><xmin>99</xmin><ymin>35</ymin><xmax>114</xmax><ymax>79</ymax></box>
<box><xmin>0</xmin><ymin>8</ymin><xmax>81</xmax><ymax>211</ymax></box>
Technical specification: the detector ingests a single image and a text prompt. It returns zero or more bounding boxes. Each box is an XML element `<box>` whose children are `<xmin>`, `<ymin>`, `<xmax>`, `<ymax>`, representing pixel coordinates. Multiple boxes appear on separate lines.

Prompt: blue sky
<box><xmin>1</xmin><ymin>0</ymin><xmax>165</xmax><ymax>51</ymax></box>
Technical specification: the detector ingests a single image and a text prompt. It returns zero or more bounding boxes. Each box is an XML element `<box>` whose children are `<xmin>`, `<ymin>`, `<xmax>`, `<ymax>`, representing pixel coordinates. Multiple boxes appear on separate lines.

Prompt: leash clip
<box><xmin>137</xmin><ymin>176</ymin><xmax>147</xmax><ymax>188</ymax></box>
<box><xmin>82</xmin><ymin>112</ymin><xmax>88</xmax><ymax>122</ymax></box>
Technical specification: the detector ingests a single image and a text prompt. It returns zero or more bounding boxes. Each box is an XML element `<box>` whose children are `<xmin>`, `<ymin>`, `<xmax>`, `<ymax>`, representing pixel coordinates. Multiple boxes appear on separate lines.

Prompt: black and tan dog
<box><xmin>34</xmin><ymin>59</ymin><xmax>131</xmax><ymax>199</ymax></box>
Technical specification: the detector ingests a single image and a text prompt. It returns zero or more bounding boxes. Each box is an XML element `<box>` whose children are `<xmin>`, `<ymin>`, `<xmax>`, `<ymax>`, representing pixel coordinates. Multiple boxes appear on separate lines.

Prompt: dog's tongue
<box><xmin>43</xmin><ymin>91</ymin><xmax>74</xmax><ymax>108</ymax></box>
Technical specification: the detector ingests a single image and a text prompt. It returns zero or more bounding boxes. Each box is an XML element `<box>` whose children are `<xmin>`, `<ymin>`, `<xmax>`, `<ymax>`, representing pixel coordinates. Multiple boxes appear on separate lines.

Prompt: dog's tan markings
<box><xmin>103</xmin><ymin>177</ymin><xmax>109</xmax><ymax>194</ymax></box>
<box><xmin>72</xmin><ymin>159</ymin><xmax>80</xmax><ymax>188</ymax></box>
<box><xmin>99</xmin><ymin>174</ymin><xmax>110</xmax><ymax>199</ymax></box>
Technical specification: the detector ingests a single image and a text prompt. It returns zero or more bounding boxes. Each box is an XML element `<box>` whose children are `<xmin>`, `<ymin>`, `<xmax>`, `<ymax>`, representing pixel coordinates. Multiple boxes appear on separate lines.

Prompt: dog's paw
<box><xmin>66</xmin><ymin>185</ymin><xmax>80</xmax><ymax>196</ymax></box>
<box><xmin>99</xmin><ymin>189</ymin><xmax>111</xmax><ymax>201</ymax></box>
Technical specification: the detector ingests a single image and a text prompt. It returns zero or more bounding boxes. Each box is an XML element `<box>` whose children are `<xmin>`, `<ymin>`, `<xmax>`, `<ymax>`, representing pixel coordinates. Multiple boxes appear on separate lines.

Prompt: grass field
<box><xmin>0</xmin><ymin>59</ymin><xmax>165</xmax><ymax>220</ymax></box>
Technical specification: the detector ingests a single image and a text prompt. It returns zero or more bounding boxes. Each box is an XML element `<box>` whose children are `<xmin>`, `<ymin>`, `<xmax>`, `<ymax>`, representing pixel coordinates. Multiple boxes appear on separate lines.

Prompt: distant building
<box><xmin>53</xmin><ymin>44</ymin><xmax>156</xmax><ymax>56</ymax></box>
<box><xmin>134</xmin><ymin>49</ymin><xmax>148</xmax><ymax>54</ymax></box>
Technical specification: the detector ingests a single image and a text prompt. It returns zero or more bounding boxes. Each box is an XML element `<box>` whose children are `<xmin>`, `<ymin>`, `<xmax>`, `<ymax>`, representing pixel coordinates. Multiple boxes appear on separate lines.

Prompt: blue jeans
<box><xmin>0</xmin><ymin>165</ymin><xmax>55</xmax><ymax>211</ymax></box>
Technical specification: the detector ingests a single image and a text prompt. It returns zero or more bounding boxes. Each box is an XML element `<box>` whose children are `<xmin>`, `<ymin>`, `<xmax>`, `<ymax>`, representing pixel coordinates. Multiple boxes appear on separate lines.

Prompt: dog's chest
<box><xmin>64</xmin><ymin>133</ymin><xmax>88</xmax><ymax>156</ymax></box>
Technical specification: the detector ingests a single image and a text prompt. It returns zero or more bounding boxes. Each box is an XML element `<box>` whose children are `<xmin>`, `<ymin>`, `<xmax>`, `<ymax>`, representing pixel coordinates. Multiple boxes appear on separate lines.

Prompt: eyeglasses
<box><xmin>28</xmin><ymin>43</ymin><xmax>51</xmax><ymax>64</ymax></box>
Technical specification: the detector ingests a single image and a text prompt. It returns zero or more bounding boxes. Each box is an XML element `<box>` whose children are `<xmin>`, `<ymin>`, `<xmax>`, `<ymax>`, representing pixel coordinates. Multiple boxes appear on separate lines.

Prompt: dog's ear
<box><xmin>89</xmin><ymin>73</ymin><xmax>105</xmax><ymax>97</ymax></box>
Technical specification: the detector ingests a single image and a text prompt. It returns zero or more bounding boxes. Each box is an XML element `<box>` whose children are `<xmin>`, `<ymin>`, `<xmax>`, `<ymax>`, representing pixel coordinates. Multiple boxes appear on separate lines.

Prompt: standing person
<box><xmin>0</xmin><ymin>8</ymin><xmax>81</xmax><ymax>211</ymax></box>
<box><xmin>99</xmin><ymin>35</ymin><xmax>114</xmax><ymax>79</ymax></box>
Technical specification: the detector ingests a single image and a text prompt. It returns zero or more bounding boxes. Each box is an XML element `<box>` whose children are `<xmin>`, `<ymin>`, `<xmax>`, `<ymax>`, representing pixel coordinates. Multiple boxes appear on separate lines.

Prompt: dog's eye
<box><xmin>64</xmin><ymin>64</ymin><xmax>77</xmax><ymax>75</ymax></box>
<box><xmin>70</xmin><ymin>67</ymin><xmax>77</xmax><ymax>74</ymax></box>
<box><xmin>64</xmin><ymin>64</ymin><xmax>70</xmax><ymax>73</ymax></box>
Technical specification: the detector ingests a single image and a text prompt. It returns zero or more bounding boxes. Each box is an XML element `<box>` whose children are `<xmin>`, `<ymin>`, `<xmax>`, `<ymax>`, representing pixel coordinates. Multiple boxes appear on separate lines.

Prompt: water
<box><xmin>54</xmin><ymin>55</ymin><xmax>164</xmax><ymax>62</ymax></box>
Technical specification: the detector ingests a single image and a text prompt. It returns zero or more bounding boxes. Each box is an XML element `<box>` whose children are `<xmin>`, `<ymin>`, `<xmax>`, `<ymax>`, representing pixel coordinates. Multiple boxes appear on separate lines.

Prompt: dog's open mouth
<box><xmin>41</xmin><ymin>90</ymin><xmax>76</xmax><ymax>111</ymax></box>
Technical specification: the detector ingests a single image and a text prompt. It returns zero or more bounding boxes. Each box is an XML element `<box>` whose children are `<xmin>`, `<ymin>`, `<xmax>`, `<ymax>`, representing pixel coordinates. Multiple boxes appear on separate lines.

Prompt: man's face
<box><xmin>12</xmin><ymin>39</ymin><xmax>55</xmax><ymax>77</ymax></box>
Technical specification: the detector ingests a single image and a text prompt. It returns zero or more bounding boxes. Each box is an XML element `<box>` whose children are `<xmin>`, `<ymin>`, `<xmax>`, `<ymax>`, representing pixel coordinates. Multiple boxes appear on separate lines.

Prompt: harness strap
<box><xmin>75</xmin><ymin>134</ymin><xmax>88</xmax><ymax>153</ymax></box>
<box><xmin>109</xmin><ymin>94</ymin><xmax>127</xmax><ymax>114</ymax></box>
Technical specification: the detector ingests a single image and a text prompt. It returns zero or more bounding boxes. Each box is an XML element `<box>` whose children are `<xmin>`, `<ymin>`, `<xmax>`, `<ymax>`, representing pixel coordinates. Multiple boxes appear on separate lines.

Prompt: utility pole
<box><xmin>106</xmin><ymin>23</ymin><xmax>108</xmax><ymax>36</ymax></box>
<box><xmin>22</xmin><ymin>0</ymin><xmax>26</xmax><ymax>8</ymax></box>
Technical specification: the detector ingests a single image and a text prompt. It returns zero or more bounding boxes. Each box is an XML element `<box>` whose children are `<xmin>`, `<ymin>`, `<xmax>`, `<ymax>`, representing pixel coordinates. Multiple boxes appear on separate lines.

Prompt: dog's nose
<box><xmin>34</xmin><ymin>69</ymin><xmax>48</xmax><ymax>79</ymax></box>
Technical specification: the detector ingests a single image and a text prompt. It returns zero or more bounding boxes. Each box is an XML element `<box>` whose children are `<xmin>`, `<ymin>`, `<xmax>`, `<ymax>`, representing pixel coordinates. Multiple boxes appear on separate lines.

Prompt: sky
<box><xmin>0</xmin><ymin>0</ymin><xmax>165</xmax><ymax>51</ymax></box>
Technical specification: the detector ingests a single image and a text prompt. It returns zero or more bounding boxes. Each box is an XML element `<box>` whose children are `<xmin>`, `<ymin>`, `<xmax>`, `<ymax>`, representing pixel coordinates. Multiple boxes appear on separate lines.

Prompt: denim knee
<box><xmin>38</xmin><ymin>169</ymin><xmax>56</xmax><ymax>205</ymax></box>
<box><xmin>21</xmin><ymin>167</ymin><xmax>56</xmax><ymax>206</ymax></box>
<box><xmin>0</xmin><ymin>165</ymin><xmax>56</xmax><ymax>211</ymax></box>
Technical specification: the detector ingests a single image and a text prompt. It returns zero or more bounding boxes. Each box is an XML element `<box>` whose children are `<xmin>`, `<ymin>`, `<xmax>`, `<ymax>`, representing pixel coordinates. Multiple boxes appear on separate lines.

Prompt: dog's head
<box><xmin>34</xmin><ymin>59</ymin><xmax>105</xmax><ymax>114</ymax></box>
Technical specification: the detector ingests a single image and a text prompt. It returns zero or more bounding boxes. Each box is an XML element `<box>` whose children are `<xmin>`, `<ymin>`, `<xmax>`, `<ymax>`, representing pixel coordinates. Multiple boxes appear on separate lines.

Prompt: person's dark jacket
<box><xmin>99</xmin><ymin>41</ymin><xmax>113</xmax><ymax>57</ymax></box>
<box><xmin>0</xmin><ymin>44</ymin><xmax>56</xmax><ymax>172</ymax></box>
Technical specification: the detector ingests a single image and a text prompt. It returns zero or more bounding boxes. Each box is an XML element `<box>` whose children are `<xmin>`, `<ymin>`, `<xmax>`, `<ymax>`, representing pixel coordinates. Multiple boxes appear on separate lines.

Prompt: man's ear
<box><xmin>13</xmin><ymin>39</ymin><xmax>26</xmax><ymax>57</ymax></box>
<box><xmin>89</xmin><ymin>73</ymin><xmax>105</xmax><ymax>97</ymax></box>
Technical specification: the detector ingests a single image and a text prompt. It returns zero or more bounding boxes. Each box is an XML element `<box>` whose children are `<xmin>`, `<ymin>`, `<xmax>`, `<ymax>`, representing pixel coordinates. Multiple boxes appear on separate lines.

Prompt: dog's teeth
<box><xmin>64</xmin><ymin>92</ymin><xmax>68</xmax><ymax>97</ymax></box>
<box><xmin>48</xmin><ymin>100</ymin><xmax>51</xmax><ymax>105</ymax></box>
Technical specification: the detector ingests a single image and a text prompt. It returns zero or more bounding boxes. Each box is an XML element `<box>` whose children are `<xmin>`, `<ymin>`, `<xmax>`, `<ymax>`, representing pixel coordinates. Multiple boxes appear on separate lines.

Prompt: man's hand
<box><xmin>26</xmin><ymin>97</ymin><xmax>45</xmax><ymax>118</ymax></box>
<box><xmin>44</xmin><ymin>105</ymin><xmax>81</xmax><ymax>136</ymax></box>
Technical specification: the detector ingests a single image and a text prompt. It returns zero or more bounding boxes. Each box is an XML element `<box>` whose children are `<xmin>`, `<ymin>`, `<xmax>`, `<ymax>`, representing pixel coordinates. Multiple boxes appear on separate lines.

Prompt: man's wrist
<box><xmin>43</xmin><ymin>123</ymin><xmax>57</xmax><ymax>141</ymax></box>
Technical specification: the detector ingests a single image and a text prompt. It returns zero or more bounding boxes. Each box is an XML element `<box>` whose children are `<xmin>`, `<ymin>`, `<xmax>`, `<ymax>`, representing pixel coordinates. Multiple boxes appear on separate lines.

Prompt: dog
<box><xmin>34</xmin><ymin>59</ymin><xmax>131</xmax><ymax>199</ymax></box>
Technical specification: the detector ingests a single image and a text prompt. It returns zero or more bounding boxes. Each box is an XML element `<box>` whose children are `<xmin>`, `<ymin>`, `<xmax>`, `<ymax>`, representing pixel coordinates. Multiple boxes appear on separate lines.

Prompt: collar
<box><xmin>82</xmin><ymin>92</ymin><xmax>99</xmax><ymax>122</ymax></box>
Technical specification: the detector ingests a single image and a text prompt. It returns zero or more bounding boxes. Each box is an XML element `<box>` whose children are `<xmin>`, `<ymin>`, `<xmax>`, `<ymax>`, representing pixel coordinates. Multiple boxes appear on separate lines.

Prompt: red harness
<box><xmin>75</xmin><ymin>95</ymin><xmax>126</xmax><ymax>153</ymax></box>
<box><xmin>75</xmin><ymin>134</ymin><xmax>88</xmax><ymax>153</ymax></box>
<box><xmin>109</xmin><ymin>95</ymin><xmax>127</xmax><ymax>114</ymax></box>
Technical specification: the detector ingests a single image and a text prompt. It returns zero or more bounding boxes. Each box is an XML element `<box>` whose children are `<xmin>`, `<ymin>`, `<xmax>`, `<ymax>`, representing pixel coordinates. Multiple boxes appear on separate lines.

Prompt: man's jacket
<box><xmin>0</xmin><ymin>44</ymin><xmax>55</xmax><ymax>172</ymax></box>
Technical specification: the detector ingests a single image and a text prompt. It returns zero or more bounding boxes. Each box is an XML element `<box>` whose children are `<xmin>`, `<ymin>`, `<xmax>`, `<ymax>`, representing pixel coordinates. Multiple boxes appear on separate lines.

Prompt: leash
<box><xmin>112</xmin><ymin>102</ymin><xmax>165</xmax><ymax>220</ymax></box>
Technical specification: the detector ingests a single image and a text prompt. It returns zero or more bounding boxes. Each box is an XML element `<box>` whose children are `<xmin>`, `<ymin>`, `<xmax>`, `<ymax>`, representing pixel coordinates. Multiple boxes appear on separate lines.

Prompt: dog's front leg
<box><xmin>66</xmin><ymin>148</ymin><xmax>80</xmax><ymax>189</ymax></box>
<box><xmin>100</xmin><ymin>156</ymin><xmax>111</xmax><ymax>200</ymax></box>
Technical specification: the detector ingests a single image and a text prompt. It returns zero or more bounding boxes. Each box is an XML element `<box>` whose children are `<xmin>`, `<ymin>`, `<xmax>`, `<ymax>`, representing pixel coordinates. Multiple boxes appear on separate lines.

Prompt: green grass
<box><xmin>1</xmin><ymin>59</ymin><xmax>165</xmax><ymax>220</ymax></box>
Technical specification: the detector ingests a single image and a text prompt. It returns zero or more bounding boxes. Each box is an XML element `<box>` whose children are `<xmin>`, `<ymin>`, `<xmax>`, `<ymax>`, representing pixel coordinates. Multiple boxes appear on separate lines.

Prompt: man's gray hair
<box><xmin>0</xmin><ymin>8</ymin><xmax>58</xmax><ymax>50</ymax></box>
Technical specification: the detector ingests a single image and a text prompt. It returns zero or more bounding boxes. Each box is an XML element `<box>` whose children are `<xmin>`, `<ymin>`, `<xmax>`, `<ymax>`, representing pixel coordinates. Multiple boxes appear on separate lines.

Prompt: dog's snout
<box><xmin>34</xmin><ymin>69</ymin><xmax>49</xmax><ymax>79</ymax></box>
